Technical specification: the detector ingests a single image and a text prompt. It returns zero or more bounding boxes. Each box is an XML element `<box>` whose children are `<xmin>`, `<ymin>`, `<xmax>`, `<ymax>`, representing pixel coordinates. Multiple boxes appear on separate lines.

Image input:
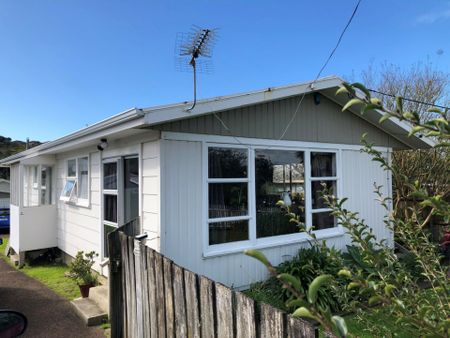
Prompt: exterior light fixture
<box><xmin>97</xmin><ymin>138</ymin><xmax>108</xmax><ymax>151</ymax></box>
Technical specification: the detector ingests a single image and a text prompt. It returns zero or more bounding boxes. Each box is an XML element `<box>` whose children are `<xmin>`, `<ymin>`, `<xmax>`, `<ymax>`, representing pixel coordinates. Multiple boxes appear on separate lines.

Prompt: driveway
<box><xmin>0</xmin><ymin>259</ymin><xmax>104</xmax><ymax>338</ymax></box>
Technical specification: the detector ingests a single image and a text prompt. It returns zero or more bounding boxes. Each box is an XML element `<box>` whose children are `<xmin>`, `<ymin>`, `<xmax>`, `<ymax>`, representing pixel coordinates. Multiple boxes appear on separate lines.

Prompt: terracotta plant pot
<box><xmin>79</xmin><ymin>284</ymin><xmax>93</xmax><ymax>298</ymax></box>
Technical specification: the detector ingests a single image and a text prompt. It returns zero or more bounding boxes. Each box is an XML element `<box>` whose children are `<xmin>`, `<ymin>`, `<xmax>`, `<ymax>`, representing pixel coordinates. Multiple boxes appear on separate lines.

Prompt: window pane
<box><xmin>312</xmin><ymin>212</ymin><xmax>336</xmax><ymax>230</ymax></box>
<box><xmin>103</xmin><ymin>162</ymin><xmax>117</xmax><ymax>190</ymax></box>
<box><xmin>68</xmin><ymin>159</ymin><xmax>77</xmax><ymax>177</ymax></box>
<box><xmin>209</xmin><ymin>183</ymin><xmax>248</xmax><ymax>218</ymax></box>
<box><xmin>104</xmin><ymin>194</ymin><xmax>117</xmax><ymax>223</ymax></box>
<box><xmin>61</xmin><ymin>179</ymin><xmax>76</xmax><ymax>199</ymax></box>
<box><xmin>33</xmin><ymin>166</ymin><xmax>38</xmax><ymax>186</ymax></box>
<box><xmin>23</xmin><ymin>166</ymin><xmax>39</xmax><ymax>207</ymax></box>
<box><xmin>40</xmin><ymin>166</ymin><xmax>52</xmax><ymax>205</ymax></box>
<box><xmin>255</xmin><ymin>149</ymin><xmax>305</xmax><ymax>238</ymax></box>
<box><xmin>209</xmin><ymin>220</ymin><xmax>248</xmax><ymax>245</ymax></box>
<box><xmin>208</xmin><ymin>147</ymin><xmax>247</xmax><ymax>178</ymax></box>
<box><xmin>312</xmin><ymin>180</ymin><xmax>336</xmax><ymax>209</ymax></box>
<box><xmin>124</xmin><ymin>157</ymin><xmax>139</xmax><ymax>223</ymax></box>
<box><xmin>78</xmin><ymin>157</ymin><xmax>89</xmax><ymax>199</ymax></box>
<box><xmin>103</xmin><ymin>224</ymin><xmax>117</xmax><ymax>257</ymax></box>
<box><xmin>311</xmin><ymin>153</ymin><xmax>336</xmax><ymax>177</ymax></box>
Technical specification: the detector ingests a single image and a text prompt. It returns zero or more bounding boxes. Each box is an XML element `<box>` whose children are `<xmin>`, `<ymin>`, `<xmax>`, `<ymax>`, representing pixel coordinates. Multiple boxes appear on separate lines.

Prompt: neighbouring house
<box><xmin>0</xmin><ymin>76</ymin><xmax>433</xmax><ymax>288</ymax></box>
<box><xmin>0</xmin><ymin>179</ymin><xmax>10</xmax><ymax>209</ymax></box>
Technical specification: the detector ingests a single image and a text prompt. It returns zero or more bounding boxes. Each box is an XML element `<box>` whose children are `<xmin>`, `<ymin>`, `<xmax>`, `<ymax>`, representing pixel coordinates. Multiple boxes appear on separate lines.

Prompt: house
<box><xmin>0</xmin><ymin>76</ymin><xmax>432</xmax><ymax>288</ymax></box>
<box><xmin>0</xmin><ymin>179</ymin><xmax>10</xmax><ymax>209</ymax></box>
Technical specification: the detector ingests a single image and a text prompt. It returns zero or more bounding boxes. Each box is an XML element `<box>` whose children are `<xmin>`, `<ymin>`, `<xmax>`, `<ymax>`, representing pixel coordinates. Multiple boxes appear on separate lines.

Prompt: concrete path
<box><xmin>0</xmin><ymin>259</ymin><xmax>104</xmax><ymax>338</ymax></box>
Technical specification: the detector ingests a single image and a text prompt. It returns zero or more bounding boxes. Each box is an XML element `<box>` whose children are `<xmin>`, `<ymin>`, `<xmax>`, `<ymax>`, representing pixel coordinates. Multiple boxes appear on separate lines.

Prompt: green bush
<box><xmin>276</xmin><ymin>244</ymin><xmax>345</xmax><ymax>313</ymax></box>
<box><xmin>67</xmin><ymin>251</ymin><xmax>99</xmax><ymax>286</ymax></box>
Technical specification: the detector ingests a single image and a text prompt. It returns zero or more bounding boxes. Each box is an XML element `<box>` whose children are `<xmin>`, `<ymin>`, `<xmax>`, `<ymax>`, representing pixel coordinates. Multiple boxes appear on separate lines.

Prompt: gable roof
<box><xmin>0</xmin><ymin>76</ymin><xmax>433</xmax><ymax>165</ymax></box>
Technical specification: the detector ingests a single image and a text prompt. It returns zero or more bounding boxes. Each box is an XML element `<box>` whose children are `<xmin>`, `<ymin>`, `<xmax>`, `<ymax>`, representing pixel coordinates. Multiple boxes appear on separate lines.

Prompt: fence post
<box><xmin>108</xmin><ymin>229</ymin><xmax>123</xmax><ymax>338</ymax></box>
<box><xmin>134</xmin><ymin>239</ymin><xmax>144</xmax><ymax>338</ymax></box>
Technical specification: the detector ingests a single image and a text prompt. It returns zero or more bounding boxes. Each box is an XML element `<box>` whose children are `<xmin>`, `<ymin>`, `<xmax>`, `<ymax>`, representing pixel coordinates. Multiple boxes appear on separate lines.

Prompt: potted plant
<box><xmin>67</xmin><ymin>251</ymin><xmax>99</xmax><ymax>298</ymax></box>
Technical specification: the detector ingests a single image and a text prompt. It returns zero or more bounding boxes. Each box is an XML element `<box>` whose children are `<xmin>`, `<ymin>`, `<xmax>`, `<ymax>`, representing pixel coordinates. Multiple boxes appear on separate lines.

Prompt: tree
<box><xmin>356</xmin><ymin>61</ymin><xmax>450</xmax><ymax>232</ymax></box>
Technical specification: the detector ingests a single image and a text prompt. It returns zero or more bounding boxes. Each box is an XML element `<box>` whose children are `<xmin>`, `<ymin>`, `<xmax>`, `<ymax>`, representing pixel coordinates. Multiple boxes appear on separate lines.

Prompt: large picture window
<box><xmin>205</xmin><ymin>144</ymin><xmax>340</xmax><ymax>253</ymax></box>
<box><xmin>60</xmin><ymin>156</ymin><xmax>90</xmax><ymax>205</ymax></box>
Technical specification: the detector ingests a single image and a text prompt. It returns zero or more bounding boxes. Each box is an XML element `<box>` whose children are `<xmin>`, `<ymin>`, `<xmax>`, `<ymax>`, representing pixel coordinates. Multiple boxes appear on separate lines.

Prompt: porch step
<box><xmin>71</xmin><ymin>297</ymin><xmax>108</xmax><ymax>326</ymax></box>
<box><xmin>89</xmin><ymin>284</ymin><xmax>109</xmax><ymax>315</ymax></box>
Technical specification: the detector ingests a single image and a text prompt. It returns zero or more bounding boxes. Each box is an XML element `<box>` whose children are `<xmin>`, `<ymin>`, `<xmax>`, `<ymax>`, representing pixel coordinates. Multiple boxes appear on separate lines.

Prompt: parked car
<box><xmin>0</xmin><ymin>208</ymin><xmax>10</xmax><ymax>230</ymax></box>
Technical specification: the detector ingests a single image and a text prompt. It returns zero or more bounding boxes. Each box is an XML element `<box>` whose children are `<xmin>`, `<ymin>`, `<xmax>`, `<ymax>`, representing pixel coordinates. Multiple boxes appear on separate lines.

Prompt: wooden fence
<box><xmin>108</xmin><ymin>219</ymin><xmax>319</xmax><ymax>338</ymax></box>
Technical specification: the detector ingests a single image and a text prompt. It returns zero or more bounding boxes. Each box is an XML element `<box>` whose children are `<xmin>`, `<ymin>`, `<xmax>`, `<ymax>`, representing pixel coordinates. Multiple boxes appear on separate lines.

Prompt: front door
<box><xmin>102</xmin><ymin>156</ymin><xmax>139</xmax><ymax>257</ymax></box>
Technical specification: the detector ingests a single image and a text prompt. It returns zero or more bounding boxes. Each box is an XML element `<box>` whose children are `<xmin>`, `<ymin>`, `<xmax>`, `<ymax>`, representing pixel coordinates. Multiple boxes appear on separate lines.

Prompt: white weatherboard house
<box><xmin>0</xmin><ymin>76</ymin><xmax>432</xmax><ymax>288</ymax></box>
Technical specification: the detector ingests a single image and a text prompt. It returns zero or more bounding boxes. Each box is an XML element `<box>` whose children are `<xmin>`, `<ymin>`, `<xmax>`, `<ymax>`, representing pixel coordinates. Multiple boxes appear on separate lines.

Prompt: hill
<box><xmin>0</xmin><ymin>136</ymin><xmax>41</xmax><ymax>179</ymax></box>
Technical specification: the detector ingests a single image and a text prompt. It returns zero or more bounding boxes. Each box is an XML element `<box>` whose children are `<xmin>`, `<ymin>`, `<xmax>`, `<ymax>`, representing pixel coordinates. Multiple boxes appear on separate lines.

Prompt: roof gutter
<box><xmin>0</xmin><ymin>108</ymin><xmax>145</xmax><ymax>166</ymax></box>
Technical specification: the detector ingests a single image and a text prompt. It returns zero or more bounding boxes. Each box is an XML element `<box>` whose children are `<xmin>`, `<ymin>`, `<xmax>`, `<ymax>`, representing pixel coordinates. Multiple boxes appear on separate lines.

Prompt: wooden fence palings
<box><xmin>109</xmin><ymin>220</ymin><xmax>319</xmax><ymax>338</ymax></box>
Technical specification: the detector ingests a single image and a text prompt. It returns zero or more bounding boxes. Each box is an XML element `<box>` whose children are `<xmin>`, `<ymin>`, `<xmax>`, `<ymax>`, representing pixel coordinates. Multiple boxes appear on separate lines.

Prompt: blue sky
<box><xmin>0</xmin><ymin>0</ymin><xmax>449</xmax><ymax>141</ymax></box>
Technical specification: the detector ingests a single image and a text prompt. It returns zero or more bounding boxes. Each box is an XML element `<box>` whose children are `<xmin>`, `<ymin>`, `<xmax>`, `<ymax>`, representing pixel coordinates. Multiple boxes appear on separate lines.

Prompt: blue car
<box><xmin>0</xmin><ymin>208</ymin><xmax>10</xmax><ymax>230</ymax></box>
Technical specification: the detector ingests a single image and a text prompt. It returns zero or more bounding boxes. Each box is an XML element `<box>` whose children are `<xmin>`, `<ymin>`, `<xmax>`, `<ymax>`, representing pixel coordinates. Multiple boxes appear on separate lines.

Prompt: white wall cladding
<box><xmin>341</xmin><ymin>149</ymin><xmax>393</xmax><ymax>246</ymax></box>
<box><xmin>56</xmin><ymin>150</ymin><xmax>102</xmax><ymax>270</ymax></box>
<box><xmin>161</xmin><ymin>139</ymin><xmax>392</xmax><ymax>288</ymax></box>
<box><xmin>142</xmin><ymin>140</ymin><xmax>161</xmax><ymax>251</ymax></box>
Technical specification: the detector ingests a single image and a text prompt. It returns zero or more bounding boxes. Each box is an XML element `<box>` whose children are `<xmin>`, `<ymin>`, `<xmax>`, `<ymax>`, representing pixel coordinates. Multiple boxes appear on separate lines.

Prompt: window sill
<box><xmin>65</xmin><ymin>199</ymin><xmax>91</xmax><ymax>209</ymax></box>
<box><xmin>202</xmin><ymin>227</ymin><xmax>345</xmax><ymax>259</ymax></box>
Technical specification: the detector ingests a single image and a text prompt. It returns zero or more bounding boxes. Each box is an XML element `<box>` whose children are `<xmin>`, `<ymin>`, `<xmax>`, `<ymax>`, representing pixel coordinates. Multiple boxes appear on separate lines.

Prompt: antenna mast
<box><xmin>175</xmin><ymin>26</ymin><xmax>217</xmax><ymax>111</ymax></box>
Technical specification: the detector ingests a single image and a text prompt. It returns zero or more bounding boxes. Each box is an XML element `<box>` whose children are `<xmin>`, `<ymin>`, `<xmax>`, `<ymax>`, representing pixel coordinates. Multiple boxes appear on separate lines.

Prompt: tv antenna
<box><xmin>175</xmin><ymin>26</ymin><xmax>218</xmax><ymax>111</ymax></box>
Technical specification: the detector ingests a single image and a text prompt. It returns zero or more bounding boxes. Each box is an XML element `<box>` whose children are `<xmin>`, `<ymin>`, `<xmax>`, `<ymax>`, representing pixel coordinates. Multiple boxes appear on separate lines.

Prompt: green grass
<box><xmin>344</xmin><ymin>308</ymin><xmax>415</xmax><ymax>338</ymax></box>
<box><xmin>0</xmin><ymin>234</ymin><xmax>7</xmax><ymax>254</ymax></box>
<box><xmin>0</xmin><ymin>236</ymin><xmax>81</xmax><ymax>300</ymax></box>
<box><xmin>19</xmin><ymin>263</ymin><xmax>80</xmax><ymax>300</ymax></box>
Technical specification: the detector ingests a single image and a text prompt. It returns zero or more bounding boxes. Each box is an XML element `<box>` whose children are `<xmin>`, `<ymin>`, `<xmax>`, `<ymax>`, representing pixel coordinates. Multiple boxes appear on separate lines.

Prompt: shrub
<box><xmin>67</xmin><ymin>251</ymin><xmax>99</xmax><ymax>286</ymax></box>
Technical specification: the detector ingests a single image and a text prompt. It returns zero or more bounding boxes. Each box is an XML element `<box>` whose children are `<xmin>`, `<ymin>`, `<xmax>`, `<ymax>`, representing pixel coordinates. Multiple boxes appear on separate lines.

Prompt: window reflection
<box><xmin>255</xmin><ymin>150</ymin><xmax>305</xmax><ymax>238</ymax></box>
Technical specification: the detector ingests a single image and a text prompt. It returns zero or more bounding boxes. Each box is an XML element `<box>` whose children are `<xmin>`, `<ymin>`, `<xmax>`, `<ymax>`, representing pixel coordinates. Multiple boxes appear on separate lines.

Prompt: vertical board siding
<box><xmin>341</xmin><ymin>149</ymin><xmax>393</xmax><ymax>246</ymax></box>
<box><xmin>156</xmin><ymin>94</ymin><xmax>406</xmax><ymax>148</ymax></box>
<box><xmin>162</xmin><ymin>139</ymin><xmax>392</xmax><ymax>288</ymax></box>
<box><xmin>110</xmin><ymin>227</ymin><xmax>318</xmax><ymax>338</ymax></box>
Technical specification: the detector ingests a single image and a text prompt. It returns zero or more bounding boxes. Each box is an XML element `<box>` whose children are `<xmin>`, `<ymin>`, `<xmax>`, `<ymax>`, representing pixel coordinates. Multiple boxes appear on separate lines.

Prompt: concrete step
<box><xmin>89</xmin><ymin>284</ymin><xmax>109</xmax><ymax>315</ymax></box>
<box><xmin>71</xmin><ymin>297</ymin><xmax>108</xmax><ymax>326</ymax></box>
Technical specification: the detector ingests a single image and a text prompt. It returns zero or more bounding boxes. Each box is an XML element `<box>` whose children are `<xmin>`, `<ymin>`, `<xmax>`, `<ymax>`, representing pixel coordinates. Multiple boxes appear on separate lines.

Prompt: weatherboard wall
<box><xmin>160</xmin><ymin>137</ymin><xmax>392</xmax><ymax>288</ymax></box>
<box><xmin>154</xmin><ymin>93</ymin><xmax>406</xmax><ymax>149</ymax></box>
<box><xmin>55</xmin><ymin>148</ymin><xmax>102</xmax><ymax>270</ymax></box>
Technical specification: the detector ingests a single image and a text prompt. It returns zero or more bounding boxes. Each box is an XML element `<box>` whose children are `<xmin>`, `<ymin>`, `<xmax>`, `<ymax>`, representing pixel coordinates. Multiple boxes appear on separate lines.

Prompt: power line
<box><xmin>213</xmin><ymin>0</ymin><xmax>363</xmax><ymax>142</ymax></box>
<box><xmin>367</xmin><ymin>88</ymin><xmax>449</xmax><ymax>110</ymax></box>
<box><xmin>278</xmin><ymin>0</ymin><xmax>362</xmax><ymax>140</ymax></box>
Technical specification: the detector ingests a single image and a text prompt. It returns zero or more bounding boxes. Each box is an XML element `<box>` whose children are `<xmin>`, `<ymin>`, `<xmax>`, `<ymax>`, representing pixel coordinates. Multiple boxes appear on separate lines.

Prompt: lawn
<box><xmin>0</xmin><ymin>236</ymin><xmax>80</xmax><ymax>300</ymax></box>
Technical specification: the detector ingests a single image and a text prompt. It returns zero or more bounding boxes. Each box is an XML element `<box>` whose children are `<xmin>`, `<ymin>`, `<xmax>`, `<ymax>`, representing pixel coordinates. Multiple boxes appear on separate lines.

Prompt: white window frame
<box><xmin>102</xmin><ymin>157</ymin><xmax>122</xmax><ymax>228</ymax></box>
<box><xmin>206</xmin><ymin>144</ymin><xmax>252</xmax><ymax>250</ymax></box>
<box><xmin>203</xmin><ymin>142</ymin><xmax>344</xmax><ymax>257</ymax></box>
<box><xmin>308</xmin><ymin>150</ymin><xmax>340</xmax><ymax>231</ymax></box>
<box><xmin>60</xmin><ymin>155</ymin><xmax>90</xmax><ymax>207</ymax></box>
